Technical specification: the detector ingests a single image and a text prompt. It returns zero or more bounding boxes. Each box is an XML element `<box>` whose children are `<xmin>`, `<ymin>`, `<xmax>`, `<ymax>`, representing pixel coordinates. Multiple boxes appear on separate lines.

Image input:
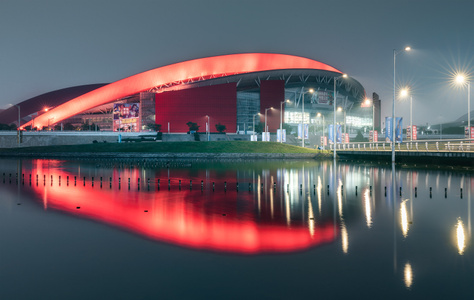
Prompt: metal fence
<box><xmin>332</xmin><ymin>139</ymin><xmax>474</xmax><ymax>153</ymax></box>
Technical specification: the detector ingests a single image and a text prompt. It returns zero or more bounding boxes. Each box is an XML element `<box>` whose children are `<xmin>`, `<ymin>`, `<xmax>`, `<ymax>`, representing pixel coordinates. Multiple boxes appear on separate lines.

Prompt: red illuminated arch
<box><xmin>22</xmin><ymin>53</ymin><xmax>342</xmax><ymax>129</ymax></box>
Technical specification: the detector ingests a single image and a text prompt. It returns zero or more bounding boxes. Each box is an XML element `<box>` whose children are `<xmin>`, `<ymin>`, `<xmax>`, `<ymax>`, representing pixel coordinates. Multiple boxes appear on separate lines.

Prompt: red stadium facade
<box><xmin>4</xmin><ymin>53</ymin><xmax>367</xmax><ymax>137</ymax></box>
<box><xmin>156</xmin><ymin>83</ymin><xmax>238</xmax><ymax>133</ymax></box>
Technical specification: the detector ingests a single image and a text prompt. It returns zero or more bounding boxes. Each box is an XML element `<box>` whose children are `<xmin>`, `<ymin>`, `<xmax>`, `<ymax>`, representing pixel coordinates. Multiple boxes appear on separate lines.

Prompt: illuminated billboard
<box><xmin>113</xmin><ymin>103</ymin><xmax>140</xmax><ymax>132</ymax></box>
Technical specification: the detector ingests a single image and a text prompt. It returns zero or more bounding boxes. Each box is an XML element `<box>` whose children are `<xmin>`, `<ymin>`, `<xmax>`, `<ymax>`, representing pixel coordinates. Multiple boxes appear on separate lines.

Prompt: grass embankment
<box><xmin>0</xmin><ymin>141</ymin><xmax>329</xmax><ymax>154</ymax></box>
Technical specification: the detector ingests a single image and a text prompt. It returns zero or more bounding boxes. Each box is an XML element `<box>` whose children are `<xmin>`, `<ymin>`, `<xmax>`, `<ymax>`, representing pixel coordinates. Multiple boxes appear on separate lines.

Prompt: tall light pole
<box><xmin>392</xmin><ymin>46</ymin><xmax>411</xmax><ymax>163</ymax></box>
<box><xmin>333</xmin><ymin>74</ymin><xmax>347</xmax><ymax>159</ymax></box>
<box><xmin>253</xmin><ymin>112</ymin><xmax>261</xmax><ymax>141</ymax></box>
<box><xmin>400</xmin><ymin>88</ymin><xmax>413</xmax><ymax>140</ymax></box>
<box><xmin>265</xmin><ymin>107</ymin><xmax>273</xmax><ymax>141</ymax></box>
<box><xmin>364</xmin><ymin>98</ymin><xmax>375</xmax><ymax>134</ymax></box>
<box><xmin>301</xmin><ymin>88</ymin><xmax>314</xmax><ymax>147</ymax></box>
<box><xmin>317</xmin><ymin>112</ymin><xmax>325</xmax><ymax>148</ymax></box>
<box><xmin>456</xmin><ymin>75</ymin><xmax>471</xmax><ymax>139</ymax></box>
<box><xmin>206</xmin><ymin>115</ymin><xmax>210</xmax><ymax>141</ymax></box>
<box><xmin>280</xmin><ymin>99</ymin><xmax>290</xmax><ymax>143</ymax></box>
<box><xmin>337</xmin><ymin>106</ymin><xmax>347</xmax><ymax>136</ymax></box>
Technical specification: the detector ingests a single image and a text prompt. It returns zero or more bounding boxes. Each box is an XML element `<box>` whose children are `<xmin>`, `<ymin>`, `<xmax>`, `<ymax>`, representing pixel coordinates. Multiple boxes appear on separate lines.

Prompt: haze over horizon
<box><xmin>0</xmin><ymin>0</ymin><xmax>472</xmax><ymax>126</ymax></box>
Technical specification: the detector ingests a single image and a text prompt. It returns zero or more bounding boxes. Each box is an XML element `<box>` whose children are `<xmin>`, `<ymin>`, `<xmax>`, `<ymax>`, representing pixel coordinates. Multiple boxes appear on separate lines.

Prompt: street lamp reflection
<box><xmin>456</xmin><ymin>218</ymin><xmax>466</xmax><ymax>255</ymax></box>
<box><xmin>404</xmin><ymin>262</ymin><xmax>413</xmax><ymax>289</ymax></box>
<box><xmin>401</xmin><ymin>199</ymin><xmax>410</xmax><ymax>238</ymax></box>
<box><xmin>364</xmin><ymin>189</ymin><xmax>372</xmax><ymax>228</ymax></box>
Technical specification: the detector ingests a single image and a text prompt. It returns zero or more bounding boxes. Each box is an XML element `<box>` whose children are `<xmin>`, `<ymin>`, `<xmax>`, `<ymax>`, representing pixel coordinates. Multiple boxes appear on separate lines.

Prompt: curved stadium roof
<box><xmin>15</xmin><ymin>53</ymin><xmax>362</xmax><ymax>129</ymax></box>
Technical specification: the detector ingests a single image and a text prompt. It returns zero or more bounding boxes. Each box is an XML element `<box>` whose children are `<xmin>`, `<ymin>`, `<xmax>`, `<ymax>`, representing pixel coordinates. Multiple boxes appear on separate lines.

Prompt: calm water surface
<box><xmin>0</xmin><ymin>158</ymin><xmax>472</xmax><ymax>299</ymax></box>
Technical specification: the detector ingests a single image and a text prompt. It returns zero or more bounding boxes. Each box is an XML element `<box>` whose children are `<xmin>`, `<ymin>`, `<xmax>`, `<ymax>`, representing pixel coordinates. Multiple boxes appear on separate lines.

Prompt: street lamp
<box><xmin>280</xmin><ymin>99</ymin><xmax>290</xmax><ymax>143</ymax></box>
<box><xmin>364</xmin><ymin>98</ymin><xmax>375</xmax><ymax>134</ymax></box>
<box><xmin>253</xmin><ymin>112</ymin><xmax>261</xmax><ymax>141</ymax></box>
<box><xmin>317</xmin><ymin>112</ymin><xmax>325</xmax><ymax>149</ymax></box>
<box><xmin>456</xmin><ymin>74</ymin><xmax>471</xmax><ymax>139</ymax></box>
<box><xmin>265</xmin><ymin>107</ymin><xmax>274</xmax><ymax>141</ymax></box>
<box><xmin>337</xmin><ymin>106</ymin><xmax>347</xmax><ymax>136</ymax></box>
<box><xmin>333</xmin><ymin>74</ymin><xmax>348</xmax><ymax>159</ymax></box>
<box><xmin>205</xmin><ymin>115</ymin><xmax>210</xmax><ymax>141</ymax></box>
<box><xmin>392</xmin><ymin>46</ymin><xmax>411</xmax><ymax>163</ymax></box>
<box><xmin>301</xmin><ymin>88</ymin><xmax>314</xmax><ymax>147</ymax></box>
<box><xmin>400</xmin><ymin>88</ymin><xmax>413</xmax><ymax>140</ymax></box>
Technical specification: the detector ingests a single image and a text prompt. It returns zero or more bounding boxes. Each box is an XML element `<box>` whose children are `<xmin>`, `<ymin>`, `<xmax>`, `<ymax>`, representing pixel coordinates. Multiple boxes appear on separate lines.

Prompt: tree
<box><xmin>63</xmin><ymin>123</ymin><xmax>76</xmax><ymax>131</ymax></box>
<box><xmin>0</xmin><ymin>123</ymin><xmax>13</xmax><ymax>130</ymax></box>
<box><xmin>282</xmin><ymin>123</ymin><xmax>293</xmax><ymax>134</ymax></box>
<box><xmin>186</xmin><ymin>122</ymin><xmax>200</xmax><ymax>132</ymax></box>
<box><xmin>353</xmin><ymin>130</ymin><xmax>368</xmax><ymax>142</ymax></box>
<box><xmin>149</xmin><ymin>124</ymin><xmax>162</xmax><ymax>132</ymax></box>
<box><xmin>81</xmin><ymin>122</ymin><xmax>90</xmax><ymax>131</ymax></box>
<box><xmin>254</xmin><ymin>123</ymin><xmax>263</xmax><ymax>133</ymax></box>
<box><xmin>150</xmin><ymin>124</ymin><xmax>161</xmax><ymax>132</ymax></box>
<box><xmin>215</xmin><ymin>123</ymin><xmax>226</xmax><ymax>133</ymax></box>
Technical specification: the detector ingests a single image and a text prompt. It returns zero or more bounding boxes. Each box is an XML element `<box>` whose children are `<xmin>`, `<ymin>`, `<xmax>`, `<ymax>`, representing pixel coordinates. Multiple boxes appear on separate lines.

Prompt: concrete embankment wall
<box><xmin>0</xmin><ymin>132</ymin><xmax>254</xmax><ymax>148</ymax></box>
<box><xmin>0</xmin><ymin>131</ymin><xmax>121</xmax><ymax>148</ymax></box>
<box><xmin>0</xmin><ymin>152</ymin><xmax>323</xmax><ymax>160</ymax></box>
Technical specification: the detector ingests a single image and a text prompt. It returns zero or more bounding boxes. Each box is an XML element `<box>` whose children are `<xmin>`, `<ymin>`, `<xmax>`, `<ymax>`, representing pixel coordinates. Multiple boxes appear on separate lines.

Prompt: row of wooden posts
<box><xmin>1</xmin><ymin>172</ymin><xmax>466</xmax><ymax>199</ymax></box>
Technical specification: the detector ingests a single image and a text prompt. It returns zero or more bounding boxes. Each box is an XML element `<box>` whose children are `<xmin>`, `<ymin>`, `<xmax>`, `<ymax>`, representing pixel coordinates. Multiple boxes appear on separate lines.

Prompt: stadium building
<box><xmin>0</xmin><ymin>53</ymin><xmax>376</xmax><ymax>142</ymax></box>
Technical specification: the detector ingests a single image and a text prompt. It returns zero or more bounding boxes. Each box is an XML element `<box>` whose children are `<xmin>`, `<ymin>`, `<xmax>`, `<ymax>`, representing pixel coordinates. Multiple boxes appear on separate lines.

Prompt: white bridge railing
<box><xmin>330</xmin><ymin>138</ymin><xmax>474</xmax><ymax>153</ymax></box>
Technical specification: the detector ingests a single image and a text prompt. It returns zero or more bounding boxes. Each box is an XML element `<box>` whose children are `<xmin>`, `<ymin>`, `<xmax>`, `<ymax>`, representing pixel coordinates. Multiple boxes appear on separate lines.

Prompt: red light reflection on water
<box><xmin>29</xmin><ymin>166</ymin><xmax>336</xmax><ymax>254</ymax></box>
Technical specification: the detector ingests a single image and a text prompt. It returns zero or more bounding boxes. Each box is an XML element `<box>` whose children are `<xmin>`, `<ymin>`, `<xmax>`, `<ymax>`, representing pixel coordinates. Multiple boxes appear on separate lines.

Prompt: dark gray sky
<box><xmin>1</xmin><ymin>0</ymin><xmax>473</xmax><ymax>125</ymax></box>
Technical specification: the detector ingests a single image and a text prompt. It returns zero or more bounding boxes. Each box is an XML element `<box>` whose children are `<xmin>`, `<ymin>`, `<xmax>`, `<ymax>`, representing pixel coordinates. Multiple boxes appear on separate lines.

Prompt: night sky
<box><xmin>0</xmin><ymin>0</ymin><xmax>472</xmax><ymax>125</ymax></box>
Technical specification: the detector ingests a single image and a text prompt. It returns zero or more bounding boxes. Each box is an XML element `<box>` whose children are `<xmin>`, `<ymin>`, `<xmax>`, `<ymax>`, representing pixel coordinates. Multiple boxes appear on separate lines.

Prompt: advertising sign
<box><xmin>373</xmin><ymin>130</ymin><xmax>378</xmax><ymax>142</ymax></box>
<box><xmin>328</xmin><ymin>125</ymin><xmax>334</xmax><ymax>143</ymax></box>
<box><xmin>385</xmin><ymin>117</ymin><xmax>392</xmax><ymax>142</ymax></box>
<box><xmin>315</xmin><ymin>91</ymin><xmax>333</xmax><ymax>105</ymax></box>
<box><xmin>320</xmin><ymin>136</ymin><xmax>327</xmax><ymax>146</ymax></box>
<box><xmin>328</xmin><ymin>124</ymin><xmax>342</xmax><ymax>144</ymax></box>
<box><xmin>466</xmin><ymin>126</ymin><xmax>474</xmax><ymax>142</ymax></box>
<box><xmin>344</xmin><ymin>133</ymin><xmax>349</xmax><ymax>143</ymax></box>
<box><xmin>113</xmin><ymin>103</ymin><xmax>140</xmax><ymax>132</ymax></box>
<box><xmin>412</xmin><ymin>125</ymin><xmax>417</xmax><ymax>140</ymax></box>
<box><xmin>395</xmin><ymin>118</ymin><xmax>403</xmax><ymax>142</ymax></box>
<box><xmin>385</xmin><ymin>117</ymin><xmax>403</xmax><ymax>142</ymax></box>
<box><xmin>369</xmin><ymin>130</ymin><xmax>376</xmax><ymax>142</ymax></box>
<box><xmin>465</xmin><ymin>126</ymin><xmax>474</xmax><ymax>141</ymax></box>
<box><xmin>298</xmin><ymin>124</ymin><xmax>309</xmax><ymax>139</ymax></box>
<box><xmin>277</xmin><ymin>129</ymin><xmax>286</xmax><ymax>143</ymax></box>
<box><xmin>336</xmin><ymin>124</ymin><xmax>342</xmax><ymax>143</ymax></box>
<box><xmin>406</xmin><ymin>125</ymin><xmax>417</xmax><ymax>140</ymax></box>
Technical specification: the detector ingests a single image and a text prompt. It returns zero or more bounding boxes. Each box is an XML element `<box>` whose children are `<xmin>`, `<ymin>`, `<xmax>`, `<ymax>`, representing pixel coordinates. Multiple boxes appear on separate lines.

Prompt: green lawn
<box><xmin>0</xmin><ymin>141</ymin><xmax>328</xmax><ymax>154</ymax></box>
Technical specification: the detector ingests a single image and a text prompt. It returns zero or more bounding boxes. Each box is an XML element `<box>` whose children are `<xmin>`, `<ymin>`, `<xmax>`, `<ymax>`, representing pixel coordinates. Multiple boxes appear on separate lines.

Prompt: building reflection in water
<box><xmin>25</xmin><ymin>160</ymin><xmax>339</xmax><ymax>254</ymax></box>
<box><xmin>5</xmin><ymin>157</ymin><xmax>472</xmax><ymax>290</ymax></box>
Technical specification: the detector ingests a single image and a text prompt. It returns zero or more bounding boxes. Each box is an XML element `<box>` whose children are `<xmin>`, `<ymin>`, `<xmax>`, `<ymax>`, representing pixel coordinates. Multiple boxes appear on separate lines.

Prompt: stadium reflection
<box><xmin>26</xmin><ymin>159</ymin><xmax>338</xmax><ymax>254</ymax></box>
<box><xmin>1</xmin><ymin>158</ymin><xmax>472</xmax><ymax>298</ymax></box>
